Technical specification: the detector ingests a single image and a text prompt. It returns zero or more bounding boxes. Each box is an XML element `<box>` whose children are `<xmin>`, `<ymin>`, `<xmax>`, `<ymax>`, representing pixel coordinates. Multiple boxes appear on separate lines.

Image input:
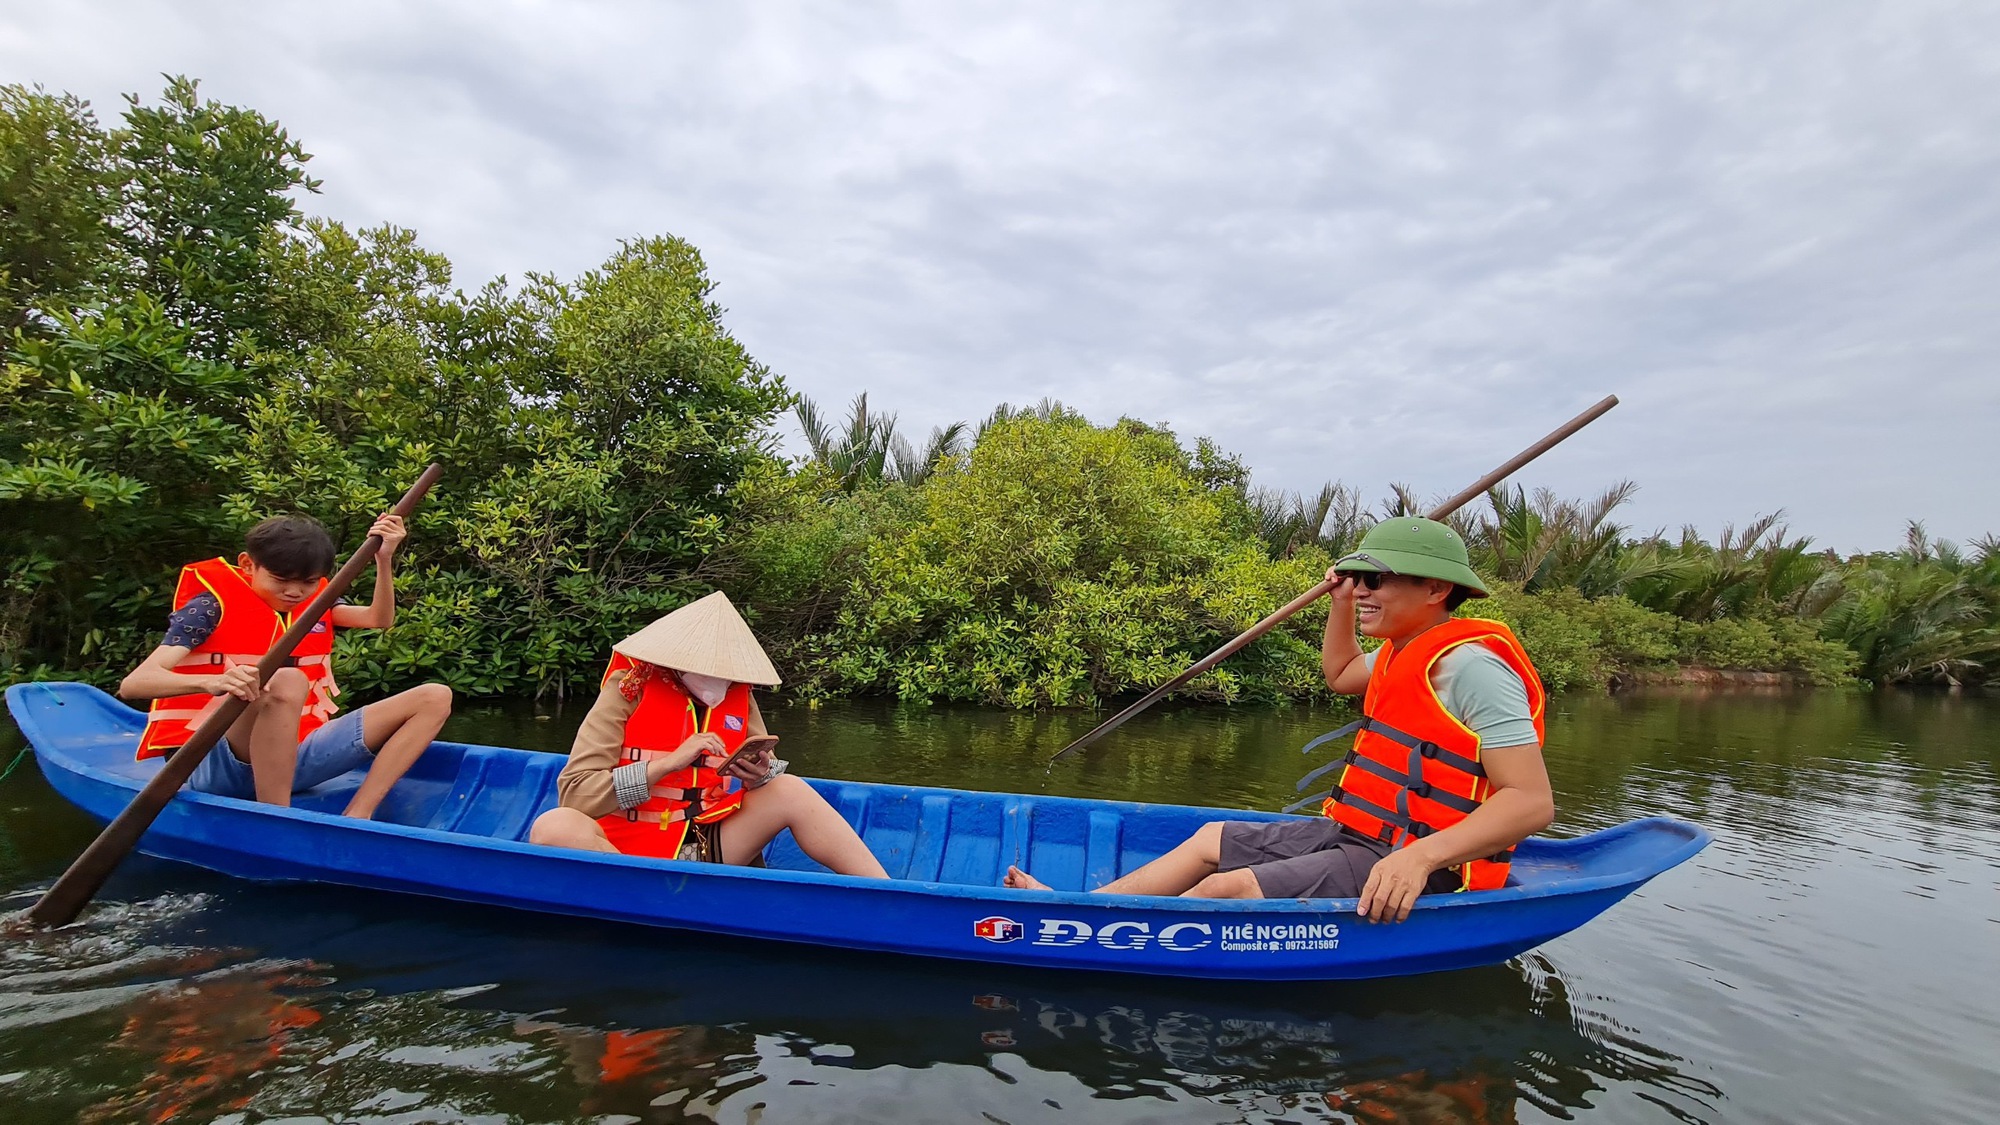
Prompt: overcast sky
<box><xmin>5</xmin><ymin>2</ymin><xmax>1996</xmax><ymax>551</ymax></box>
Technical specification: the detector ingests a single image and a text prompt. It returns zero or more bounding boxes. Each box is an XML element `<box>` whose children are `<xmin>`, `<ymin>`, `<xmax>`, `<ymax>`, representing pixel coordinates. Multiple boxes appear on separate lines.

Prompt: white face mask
<box><xmin>679</xmin><ymin>671</ymin><xmax>733</xmax><ymax>707</ymax></box>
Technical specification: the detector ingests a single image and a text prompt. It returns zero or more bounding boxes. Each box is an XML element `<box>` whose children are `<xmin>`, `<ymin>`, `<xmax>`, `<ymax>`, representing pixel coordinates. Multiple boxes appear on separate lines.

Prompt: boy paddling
<box><xmin>1006</xmin><ymin>518</ymin><xmax>1555</xmax><ymax>922</ymax></box>
<box><xmin>117</xmin><ymin>513</ymin><xmax>451</xmax><ymax>818</ymax></box>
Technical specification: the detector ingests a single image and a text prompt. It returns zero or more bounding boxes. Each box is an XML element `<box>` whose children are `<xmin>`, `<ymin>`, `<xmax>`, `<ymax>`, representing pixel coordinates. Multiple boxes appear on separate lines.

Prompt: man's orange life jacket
<box><xmin>1293</xmin><ymin>618</ymin><xmax>1545</xmax><ymax>891</ymax></box>
<box><xmin>136</xmin><ymin>558</ymin><xmax>339</xmax><ymax>759</ymax></box>
<box><xmin>597</xmin><ymin>653</ymin><xmax>753</xmax><ymax>858</ymax></box>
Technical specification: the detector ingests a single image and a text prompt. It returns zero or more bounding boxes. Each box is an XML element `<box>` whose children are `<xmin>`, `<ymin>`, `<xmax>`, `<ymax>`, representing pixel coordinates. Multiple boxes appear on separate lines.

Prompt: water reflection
<box><xmin>2</xmin><ymin>688</ymin><xmax>1995</xmax><ymax>1123</ymax></box>
<box><xmin>80</xmin><ymin>960</ymin><xmax>327</xmax><ymax>1124</ymax></box>
<box><xmin>0</xmin><ymin>873</ymin><xmax>1722</xmax><ymax>1124</ymax></box>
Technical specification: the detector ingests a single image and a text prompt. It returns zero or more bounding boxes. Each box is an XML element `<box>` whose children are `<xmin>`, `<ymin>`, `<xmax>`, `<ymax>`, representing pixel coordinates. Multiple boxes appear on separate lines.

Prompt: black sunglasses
<box><xmin>1336</xmin><ymin>552</ymin><xmax>1398</xmax><ymax>590</ymax></box>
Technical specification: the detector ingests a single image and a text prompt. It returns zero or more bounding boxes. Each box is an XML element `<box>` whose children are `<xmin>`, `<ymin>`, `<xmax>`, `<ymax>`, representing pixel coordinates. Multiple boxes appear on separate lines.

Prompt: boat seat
<box><xmin>760</xmin><ymin>782</ymin><xmax>1177</xmax><ymax>890</ymax></box>
<box><xmin>424</xmin><ymin>747</ymin><xmax>566</xmax><ymax>842</ymax></box>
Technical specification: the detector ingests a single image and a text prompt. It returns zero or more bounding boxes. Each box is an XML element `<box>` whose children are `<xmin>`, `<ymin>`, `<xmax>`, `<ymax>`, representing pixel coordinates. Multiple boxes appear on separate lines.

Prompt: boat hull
<box><xmin>8</xmin><ymin>682</ymin><xmax>1708</xmax><ymax>980</ymax></box>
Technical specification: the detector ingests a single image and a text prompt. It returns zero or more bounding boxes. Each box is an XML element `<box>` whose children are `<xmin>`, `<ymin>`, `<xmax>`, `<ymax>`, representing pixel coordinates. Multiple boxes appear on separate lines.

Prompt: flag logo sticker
<box><xmin>973</xmin><ymin>916</ymin><xmax>1023</xmax><ymax>943</ymax></box>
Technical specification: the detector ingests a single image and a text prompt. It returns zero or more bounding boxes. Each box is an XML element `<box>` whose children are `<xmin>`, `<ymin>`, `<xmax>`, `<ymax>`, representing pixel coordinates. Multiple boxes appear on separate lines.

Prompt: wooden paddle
<box><xmin>24</xmin><ymin>465</ymin><xmax>445</xmax><ymax>928</ymax></box>
<box><xmin>1045</xmin><ymin>396</ymin><xmax>1619</xmax><ymax>767</ymax></box>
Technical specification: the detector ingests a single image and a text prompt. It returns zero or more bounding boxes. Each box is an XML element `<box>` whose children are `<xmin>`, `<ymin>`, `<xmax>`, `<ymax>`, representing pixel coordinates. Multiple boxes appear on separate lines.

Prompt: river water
<box><xmin>1</xmin><ymin>689</ymin><xmax>1994</xmax><ymax>1123</ymax></box>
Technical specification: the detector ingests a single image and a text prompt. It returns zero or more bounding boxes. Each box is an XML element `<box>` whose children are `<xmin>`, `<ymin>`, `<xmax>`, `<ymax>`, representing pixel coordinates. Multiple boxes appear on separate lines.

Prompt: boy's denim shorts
<box><xmin>186</xmin><ymin>707</ymin><xmax>372</xmax><ymax>799</ymax></box>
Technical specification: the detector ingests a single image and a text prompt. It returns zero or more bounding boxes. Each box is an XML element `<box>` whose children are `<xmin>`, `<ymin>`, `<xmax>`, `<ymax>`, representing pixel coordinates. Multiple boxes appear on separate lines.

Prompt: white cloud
<box><xmin>6</xmin><ymin>0</ymin><xmax>1997</xmax><ymax>549</ymax></box>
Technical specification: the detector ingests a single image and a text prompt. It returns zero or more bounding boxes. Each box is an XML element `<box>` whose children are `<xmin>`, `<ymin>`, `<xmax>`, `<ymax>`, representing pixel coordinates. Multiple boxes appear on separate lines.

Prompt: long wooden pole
<box><xmin>25</xmin><ymin>465</ymin><xmax>445</xmax><ymax>928</ymax></box>
<box><xmin>1045</xmin><ymin>396</ymin><xmax>1618</xmax><ymax>767</ymax></box>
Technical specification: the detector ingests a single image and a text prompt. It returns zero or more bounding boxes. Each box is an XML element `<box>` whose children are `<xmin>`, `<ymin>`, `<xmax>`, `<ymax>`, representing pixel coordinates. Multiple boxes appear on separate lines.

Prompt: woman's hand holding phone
<box><xmin>717</xmin><ymin>735</ymin><xmax>779</xmax><ymax>784</ymax></box>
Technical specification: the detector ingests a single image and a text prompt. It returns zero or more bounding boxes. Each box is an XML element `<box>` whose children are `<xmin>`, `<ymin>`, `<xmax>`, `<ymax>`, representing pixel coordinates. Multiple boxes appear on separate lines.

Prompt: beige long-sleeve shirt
<box><xmin>554</xmin><ymin>671</ymin><xmax>768</xmax><ymax>818</ymax></box>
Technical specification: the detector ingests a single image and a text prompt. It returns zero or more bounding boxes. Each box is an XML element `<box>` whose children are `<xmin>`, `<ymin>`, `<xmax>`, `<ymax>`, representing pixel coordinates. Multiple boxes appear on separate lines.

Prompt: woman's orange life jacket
<box><xmin>1309</xmin><ymin>617</ymin><xmax>1546</xmax><ymax>892</ymax></box>
<box><xmin>597</xmin><ymin>653</ymin><xmax>753</xmax><ymax>858</ymax></box>
<box><xmin>136</xmin><ymin>558</ymin><xmax>339</xmax><ymax>759</ymax></box>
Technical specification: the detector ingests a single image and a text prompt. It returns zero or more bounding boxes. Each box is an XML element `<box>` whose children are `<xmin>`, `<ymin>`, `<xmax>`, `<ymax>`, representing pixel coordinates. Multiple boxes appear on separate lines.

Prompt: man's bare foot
<box><xmin>1003</xmin><ymin>865</ymin><xmax>1051</xmax><ymax>891</ymax></box>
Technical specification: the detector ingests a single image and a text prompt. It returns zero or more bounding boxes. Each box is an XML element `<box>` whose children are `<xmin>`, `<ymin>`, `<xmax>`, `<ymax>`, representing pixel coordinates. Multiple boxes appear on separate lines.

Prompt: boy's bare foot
<box><xmin>1003</xmin><ymin>865</ymin><xmax>1051</xmax><ymax>891</ymax></box>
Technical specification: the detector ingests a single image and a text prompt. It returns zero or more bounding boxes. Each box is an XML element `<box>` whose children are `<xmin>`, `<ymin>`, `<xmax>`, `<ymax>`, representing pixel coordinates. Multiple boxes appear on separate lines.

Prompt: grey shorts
<box><xmin>185</xmin><ymin>707</ymin><xmax>372</xmax><ymax>799</ymax></box>
<box><xmin>1219</xmin><ymin>818</ymin><xmax>1464</xmax><ymax>900</ymax></box>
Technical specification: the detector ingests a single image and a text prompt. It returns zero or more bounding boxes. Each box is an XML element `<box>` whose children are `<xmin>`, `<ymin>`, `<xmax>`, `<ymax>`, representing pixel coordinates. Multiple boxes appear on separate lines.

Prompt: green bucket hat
<box><xmin>1334</xmin><ymin>518</ymin><xmax>1489</xmax><ymax>597</ymax></box>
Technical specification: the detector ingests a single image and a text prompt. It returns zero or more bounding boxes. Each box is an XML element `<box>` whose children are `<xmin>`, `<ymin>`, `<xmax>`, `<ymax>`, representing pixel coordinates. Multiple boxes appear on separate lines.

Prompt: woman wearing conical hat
<box><xmin>529</xmin><ymin>592</ymin><xmax>887</xmax><ymax>877</ymax></box>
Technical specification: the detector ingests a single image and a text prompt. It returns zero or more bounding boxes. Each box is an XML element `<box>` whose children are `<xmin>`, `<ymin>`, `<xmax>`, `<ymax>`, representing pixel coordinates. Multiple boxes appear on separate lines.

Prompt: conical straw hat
<box><xmin>612</xmin><ymin>592</ymin><xmax>782</xmax><ymax>686</ymax></box>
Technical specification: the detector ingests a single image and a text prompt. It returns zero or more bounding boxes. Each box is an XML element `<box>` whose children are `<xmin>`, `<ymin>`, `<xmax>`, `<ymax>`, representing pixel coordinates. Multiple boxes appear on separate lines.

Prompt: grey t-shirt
<box><xmin>1362</xmin><ymin>645</ymin><xmax>1539</xmax><ymax>749</ymax></box>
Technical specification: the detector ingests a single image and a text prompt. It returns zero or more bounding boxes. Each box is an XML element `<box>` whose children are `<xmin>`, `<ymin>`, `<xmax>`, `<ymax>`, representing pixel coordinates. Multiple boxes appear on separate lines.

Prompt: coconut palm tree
<box><xmin>1247</xmin><ymin>481</ymin><xmax>1367</xmax><ymax>559</ymax></box>
<box><xmin>888</xmin><ymin>420</ymin><xmax>970</xmax><ymax>486</ymax></box>
<box><xmin>796</xmin><ymin>392</ymin><xmax>977</xmax><ymax>491</ymax></box>
<box><xmin>1819</xmin><ymin>524</ymin><xmax>2000</xmax><ymax>685</ymax></box>
<box><xmin>795</xmin><ymin>392</ymin><xmax>897</xmax><ymax>492</ymax></box>
<box><xmin>1463</xmin><ymin>481</ymin><xmax>1639</xmax><ymax>594</ymax></box>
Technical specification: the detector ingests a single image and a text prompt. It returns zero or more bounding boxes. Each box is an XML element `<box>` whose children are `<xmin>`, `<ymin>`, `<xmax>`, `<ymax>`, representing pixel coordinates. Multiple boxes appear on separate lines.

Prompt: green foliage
<box><xmin>219</xmin><ymin>229</ymin><xmax>789</xmax><ymax>701</ymax></box>
<box><xmin>1818</xmin><ymin>525</ymin><xmax>2000</xmax><ymax>686</ymax></box>
<box><xmin>1481</xmin><ymin>587</ymin><xmax>1649</xmax><ymax>692</ymax></box>
<box><xmin>4</xmin><ymin>75</ymin><xmax>1991</xmax><ymax>705</ymax></box>
<box><xmin>1479</xmin><ymin>584</ymin><xmax>1855</xmax><ymax>690</ymax></box>
<box><xmin>116</xmin><ymin>76</ymin><xmax>318</xmax><ymax>359</ymax></box>
<box><xmin>794</xmin><ymin>391</ymin><xmax>972</xmax><ymax>490</ymax></box>
<box><xmin>0</xmin><ymin>86</ymin><xmax>118</xmax><ymax>326</ymax></box>
<box><xmin>0</xmin><ymin>81</ymin><xmax>787</xmax><ymax>699</ymax></box>
<box><xmin>711</xmin><ymin>464</ymin><xmax>925</xmax><ymax>664</ymax></box>
<box><xmin>810</xmin><ymin>412</ymin><xmax>1327</xmax><ymax>706</ymax></box>
<box><xmin>1684</xmin><ymin>617</ymin><xmax>1858</xmax><ymax>686</ymax></box>
<box><xmin>1476</xmin><ymin>482</ymin><xmax>1638</xmax><ymax>596</ymax></box>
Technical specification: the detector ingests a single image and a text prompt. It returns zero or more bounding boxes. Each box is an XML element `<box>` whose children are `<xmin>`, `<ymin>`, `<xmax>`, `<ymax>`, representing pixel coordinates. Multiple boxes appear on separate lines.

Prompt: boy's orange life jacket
<box><xmin>598</xmin><ymin>1028</ymin><xmax>677</xmax><ymax>1085</ymax></box>
<box><xmin>1300</xmin><ymin>618</ymin><xmax>1545</xmax><ymax>892</ymax></box>
<box><xmin>136</xmin><ymin>558</ymin><xmax>339</xmax><ymax>759</ymax></box>
<box><xmin>597</xmin><ymin>653</ymin><xmax>752</xmax><ymax>857</ymax></box>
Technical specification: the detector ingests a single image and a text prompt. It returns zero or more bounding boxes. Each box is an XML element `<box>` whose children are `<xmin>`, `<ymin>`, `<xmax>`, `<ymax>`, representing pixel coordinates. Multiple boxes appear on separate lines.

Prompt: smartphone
<box><xmin>716</xmin><ymin>734</ymin><xmax>779</xmax><ymax>776</ymax></box>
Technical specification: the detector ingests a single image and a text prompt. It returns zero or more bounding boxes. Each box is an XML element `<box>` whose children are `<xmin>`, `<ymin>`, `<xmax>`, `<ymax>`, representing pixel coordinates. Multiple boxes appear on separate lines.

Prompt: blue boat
<box><xmin>7</xmin><ymin>682</ymin><xmax>1708</xmax><ymax>980</ymax></box>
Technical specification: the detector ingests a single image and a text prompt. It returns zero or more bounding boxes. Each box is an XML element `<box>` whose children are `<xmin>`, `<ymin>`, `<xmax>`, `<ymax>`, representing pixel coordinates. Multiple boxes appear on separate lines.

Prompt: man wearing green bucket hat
<box><xmin>1006</xmin><ymin>518</ymin><xmax>1553</xmax><ymax>923</ymax></box>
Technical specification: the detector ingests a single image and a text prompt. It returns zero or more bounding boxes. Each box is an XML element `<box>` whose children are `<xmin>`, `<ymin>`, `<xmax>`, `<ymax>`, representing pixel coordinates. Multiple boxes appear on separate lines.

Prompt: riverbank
<box><xmin>1615</xmin><ymin>666</ymin><xmax>1820</xmax><ymax>690</ymax></box>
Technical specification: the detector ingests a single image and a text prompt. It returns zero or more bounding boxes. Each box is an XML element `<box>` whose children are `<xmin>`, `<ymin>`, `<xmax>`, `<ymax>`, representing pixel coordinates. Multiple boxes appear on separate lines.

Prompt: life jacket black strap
<box><xmin>1341</xmin><ymin>752</ymin><xmax>1411</xmax><ymax>789</ymax></box>
<box><xmin>1353</xmin><ymin>716</ymin><xmax>1488</xmax><ymax>777</ymax></box>
<box><xmin>1288</xmin><ymin>717</ymin><xmax>1485</xmax><ymax>823</ymax></box>
<box><xmin>1288</xmin><ymin>723</ymin><xmax>1364</xmax><ymax>811</ymax></box>
<box><xmin>1294</xmin><ymin>756</ymin><xmax>1349</xmax><ymax>795</ymax></box>
<box><xmin>1336</xmin><ymin>790</ymin><xmax>1409</xmax><ymax>833</ymax></box>
<box><xmin>1298</xmin><ymin>720</ymin><xmax>1365</xmax><ymax>756</ymax></box>
<box><xmin>1416</xmin><ymin>786</ymin><xmax>1480</xmax><ymax>815</ymax></box>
